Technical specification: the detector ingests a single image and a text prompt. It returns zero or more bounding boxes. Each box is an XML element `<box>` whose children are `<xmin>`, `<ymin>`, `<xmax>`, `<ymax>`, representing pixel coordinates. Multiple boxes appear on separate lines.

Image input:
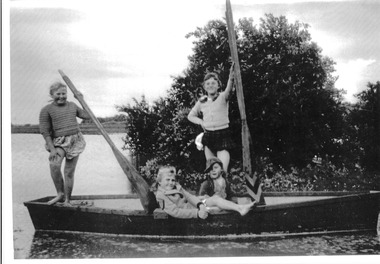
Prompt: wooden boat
<box><xmin>25</xmin><ymin>2</ymin><xmax>380</xmax><ymax>239</ymax></box>
<box><xmin>24</xmin><ymin>191</ymin><xmax>380</xmax><ymax>237</ymax></box>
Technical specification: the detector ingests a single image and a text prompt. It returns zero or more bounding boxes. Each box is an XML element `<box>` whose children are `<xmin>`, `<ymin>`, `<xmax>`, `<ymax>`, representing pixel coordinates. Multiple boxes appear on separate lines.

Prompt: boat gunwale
<box><xmin>23</xmin><ymin>191</ymin><xmax>380</xmax><ymax>217</ymax></box>
<box><xmin>24</xmin><ymin>190</ymin><xmax>375</xmax><ymax>204</ymax></box>
<box><xmin>32</xmin><ymin>228</ymin><xmax>377</xmax><ymax>240</ymax></box>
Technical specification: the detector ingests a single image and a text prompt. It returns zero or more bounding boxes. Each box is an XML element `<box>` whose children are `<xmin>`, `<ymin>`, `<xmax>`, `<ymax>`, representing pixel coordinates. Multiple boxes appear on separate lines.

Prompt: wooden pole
<box><xmin>377</xmin><ymin>82</ymin><xmax>380</xmax><ymax>170</ymax></box>
<box><xmin>58</xmin><ymin>70</ymin><xmax>157</xmax><ymax>213</ymax></box>
<box><xmin>225</xmin><ymin>0</ymin><xmax>263</xmax><ymax>202</ymax></box>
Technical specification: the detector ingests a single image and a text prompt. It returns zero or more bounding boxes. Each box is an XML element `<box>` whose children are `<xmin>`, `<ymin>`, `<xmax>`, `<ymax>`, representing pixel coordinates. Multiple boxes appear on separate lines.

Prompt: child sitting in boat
<box><xmin>155</xmin><ymin>166</ymin><xmax>208</xmax><ymax>219</ymax></box>
<box><xmin>155</xmin><ymin>166</ymin><xmax>255</xmax><ymax>219</ymax></box>
<box><xmin>200</xmin><ymin>157</ymin><xmax>264</xmax><ymax>206</ymax></box>
<box><xmin>199</xmin><ymin>157</ymin><xmax>233</xmax><ymax>200</ymax></box>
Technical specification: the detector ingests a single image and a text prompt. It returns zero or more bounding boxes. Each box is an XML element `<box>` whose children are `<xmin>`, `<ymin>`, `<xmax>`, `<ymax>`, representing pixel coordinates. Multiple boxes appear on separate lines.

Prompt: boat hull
<box><xmin>24</xmin><ymin>192</ymin><xmax>380</xmax><ymax>237</ymax></box>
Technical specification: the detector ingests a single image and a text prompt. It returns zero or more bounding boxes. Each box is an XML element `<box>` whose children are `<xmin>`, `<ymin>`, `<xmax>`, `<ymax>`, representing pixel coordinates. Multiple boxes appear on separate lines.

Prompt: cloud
<box><xmin>8</xmin><ymin>0</ymin><xmax>380</xmax><ymax>124</ymax></box>
<box><xmin>307</xmin><ymin>28</ymin><xmax>351</xmax><ymax>58</ymax></box>
<box><xmin>334</xmin><ymin>58</ymin><xmax>376</xmax><ymax>102</ymax></box>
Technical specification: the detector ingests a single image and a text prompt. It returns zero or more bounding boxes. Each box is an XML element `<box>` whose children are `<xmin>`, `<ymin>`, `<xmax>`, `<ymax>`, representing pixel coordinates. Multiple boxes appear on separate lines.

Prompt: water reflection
<box><xmin>28</xmin><ymin>231</ymin><xmax>380</xmax><ymax>258</ymax></box>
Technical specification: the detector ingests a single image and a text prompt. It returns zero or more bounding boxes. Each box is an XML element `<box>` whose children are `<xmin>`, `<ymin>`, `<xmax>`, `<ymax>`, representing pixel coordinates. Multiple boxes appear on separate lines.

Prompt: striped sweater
<box><xmin>39</xmin><ymin>101</ymin><xmax>89</xmax><ymax>139</ymax></box>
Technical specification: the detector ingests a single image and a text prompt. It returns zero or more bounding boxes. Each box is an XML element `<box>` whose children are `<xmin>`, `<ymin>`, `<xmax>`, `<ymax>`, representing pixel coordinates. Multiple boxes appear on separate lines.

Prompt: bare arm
<box><xmin>39</xmin><ymin>106</ymin><xmax>60</xmax><ymax>161</ymax></box>
<box><xmin>75</xmin><ymin>103</ymin><xmax>90</xmax><ymax>119</ymax></box>
<box><xmin>73</xmin><ymin>92</ymin><xmax>90</xmax><ymax>119</ymax></box>
<box><xmin>224</xmin><ymin>62</ymin><xmax>235</xmax><ymax>100</ymax></box>
<box><xmin>44</xmin><ymin>136</ymin><xmax>61</xmax><ymax>162</ymax></box>
<box><xmin>187</xmin><ymin>103</ymin><xmax>205</xmax><ymax>129</ymax></box>
<box><xmin>77</xmin><ymin>108</ymin><xmax>90</xmax><ymax>119</ymax></box>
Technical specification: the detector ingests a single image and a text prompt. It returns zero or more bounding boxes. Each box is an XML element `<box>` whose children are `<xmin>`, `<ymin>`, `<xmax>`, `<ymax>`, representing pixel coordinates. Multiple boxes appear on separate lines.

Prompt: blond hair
<box><xmin>49</xmin><ymin>82</ymin><xmax>67</xmax><ymax>96</ymax></box>
<box><xmin>156</xmin><ymin>166</ymin><xmax>176</xmax><ymax>183</ymax></box>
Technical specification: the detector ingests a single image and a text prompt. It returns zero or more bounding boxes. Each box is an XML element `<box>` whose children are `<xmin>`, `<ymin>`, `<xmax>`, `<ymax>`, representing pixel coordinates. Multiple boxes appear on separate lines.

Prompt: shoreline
<box><xmin>11</xmin><ymin>122</ymin><xmax>127</xmax><ymax>135</ymax></box>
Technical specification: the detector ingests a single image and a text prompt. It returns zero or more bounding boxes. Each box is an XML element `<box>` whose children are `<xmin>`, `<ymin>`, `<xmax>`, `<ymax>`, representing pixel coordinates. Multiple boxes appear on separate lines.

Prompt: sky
<box><xmin>4</xmin><ymin>0</ymin><xmax>380</xmax><ymax>125</ymax></box>
<box><xmin>2</xmin><ymin>1</ymin><xmax>380</xmax><ymax>263</ymax></box>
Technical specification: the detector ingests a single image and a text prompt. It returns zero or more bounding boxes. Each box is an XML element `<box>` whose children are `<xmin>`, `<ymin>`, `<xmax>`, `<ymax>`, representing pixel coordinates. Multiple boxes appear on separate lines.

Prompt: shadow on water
<box><xmin>28</xmin><ymin>230</ymin><xmax>380</xmax><ymax>259</ymax></box>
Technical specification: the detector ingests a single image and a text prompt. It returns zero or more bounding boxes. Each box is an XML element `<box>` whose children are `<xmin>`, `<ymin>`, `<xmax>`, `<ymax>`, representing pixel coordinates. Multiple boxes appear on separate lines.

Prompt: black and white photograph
<box><xmin>2</xmin><ymin>0</ymin><xmax>380</xmax><ymax>263</ymax></box>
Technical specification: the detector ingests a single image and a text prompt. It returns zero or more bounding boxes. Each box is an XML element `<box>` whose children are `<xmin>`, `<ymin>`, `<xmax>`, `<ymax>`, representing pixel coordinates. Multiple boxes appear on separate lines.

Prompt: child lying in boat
<box><xmin>155</xmin><ymin>166</ymin><xmax>255</xmax><ymax>219</ymax></box>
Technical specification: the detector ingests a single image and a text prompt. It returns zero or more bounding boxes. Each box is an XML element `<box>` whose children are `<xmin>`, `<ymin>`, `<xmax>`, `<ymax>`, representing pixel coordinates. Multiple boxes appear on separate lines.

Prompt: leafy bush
<box><xmin>118</xmin><ymin>15</ymin><xmax>380</xmax><ymax>193</ymax></box>
<box><xmin>139</xmin><ymin>156</ymin><xmax>380</xmax><ymax>194</ymax></box>
<box><xmin>139</xmin><ymin>158</ymin><xmax>160</xmax><ymax>187</ymax></box>
<box><xmin>257</xmin><ymin>158</ymin><xmax>380</xmax><ymax>192</ymax></box>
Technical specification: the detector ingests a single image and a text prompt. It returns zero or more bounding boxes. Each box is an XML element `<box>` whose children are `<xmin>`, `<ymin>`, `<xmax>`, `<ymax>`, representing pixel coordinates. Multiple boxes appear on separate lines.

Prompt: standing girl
<box><xmin>187</xmin><ymin>63</ymin><xmax>235</xmax><ymax>172</ymax></box>
<box><xmin>39</xmin><ymin>82</ymin><xmax>90</xmax><ymax>206</ymax></box>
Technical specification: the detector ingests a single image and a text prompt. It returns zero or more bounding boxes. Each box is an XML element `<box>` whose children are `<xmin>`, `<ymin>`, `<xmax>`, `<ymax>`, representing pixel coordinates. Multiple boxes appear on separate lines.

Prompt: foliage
<box><xmin>116</xmin><ymin>96</ymin><xmax>162</xmax><ymax>157</ymax></box>
<box><xmin>139</xmin><ymin>156</ymin><xmax>379</xmax><ymax>194</ymax></box>
<box><xmin>139</xmin><ymin>157</ymin><xmax>160</xmax><ymax>186</ymax></box>
<box><xmin>238</xmin><ymin>16</ymin><xmax>346</xmax><ymax>168</ymax></box>
<box><xmin>258</xmin><ymin>156</ymin><xmax>379</xmax><ymax>192</ymax></box>
<box><xmin>116</xmin><ymin>94</ymin><xmax>206</xmax><ymax>171</ymax></box>
<box><xmin>164</xmin><ymin>15</ymin><xmax>346</xmax><ymax>169</ymax></box>
<box><xmin>345</xmin><ymin>82</ymin><xmax>380</xmax><ymax>172</ymax></box>
<box><xmin>117</xmin><ymin>14</ymin><xmax>379</xmax><ymax>191</ymax></box>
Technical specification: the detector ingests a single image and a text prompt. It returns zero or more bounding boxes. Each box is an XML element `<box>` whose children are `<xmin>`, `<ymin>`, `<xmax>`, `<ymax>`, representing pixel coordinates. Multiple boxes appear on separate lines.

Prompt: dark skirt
<box><xmin>202</xmin><ymin>127</ymin><xmax>235</xmax><ymax>152</ymax></box>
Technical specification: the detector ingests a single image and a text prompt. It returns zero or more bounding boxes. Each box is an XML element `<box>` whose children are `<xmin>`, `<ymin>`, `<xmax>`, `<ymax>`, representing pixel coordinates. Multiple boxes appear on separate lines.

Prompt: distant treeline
<box><xmin>81</xmin><ymin>114</ymin><xmax>127</xmax><ymax>124</ymax></box>
<box><xmin>11</xmin><ymin>115</ymin><xmax>127</xmax><ymax>135</ymax></box>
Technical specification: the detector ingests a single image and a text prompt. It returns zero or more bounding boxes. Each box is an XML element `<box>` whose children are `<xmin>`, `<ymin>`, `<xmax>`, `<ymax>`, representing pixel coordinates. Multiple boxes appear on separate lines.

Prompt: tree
<box><xmin>81</xmin><ymin>114</ymin><xmax>127</xmax><ymax>123</ymax></box>
<box><xmin>118</xmin><ymin>14</ymin><xmax>346</xmax><ymax>173</ymax></box>
<box><xmin>116</xmin><ymin>96</ymin><xmax>161</xmax><ymax>159</ymax></box>
<box><xmin>170</xmin><ymin>15</ymin><xmax>345</xmax><ymax>169</ymax></box>
<box><xmin>347</xmin><ymin>82</ymin><xmax>380</xmax><ymax>172</ymax></box>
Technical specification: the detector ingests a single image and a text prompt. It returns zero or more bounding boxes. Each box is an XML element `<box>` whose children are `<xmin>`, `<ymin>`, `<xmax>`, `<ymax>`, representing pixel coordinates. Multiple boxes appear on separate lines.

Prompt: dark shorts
<box><xmin>202</xmin><ymin>128</ymin><xmax>235</xmax><ymax>153</ymax></box>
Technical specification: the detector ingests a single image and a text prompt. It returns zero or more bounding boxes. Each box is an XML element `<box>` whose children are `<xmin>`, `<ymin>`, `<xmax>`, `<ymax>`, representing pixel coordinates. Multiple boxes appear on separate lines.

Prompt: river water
<box><xmin>7</xmin><ymin>134</ymin><xmax>380</xmax><ymax>261</ymax></box>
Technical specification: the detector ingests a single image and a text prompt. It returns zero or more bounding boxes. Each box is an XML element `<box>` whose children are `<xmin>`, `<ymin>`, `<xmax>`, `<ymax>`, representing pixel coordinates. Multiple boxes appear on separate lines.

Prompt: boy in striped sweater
<box><xmin>39</xmin><ymin>82</ymin><xmax>90</xmax><ymax>206</ymax></box>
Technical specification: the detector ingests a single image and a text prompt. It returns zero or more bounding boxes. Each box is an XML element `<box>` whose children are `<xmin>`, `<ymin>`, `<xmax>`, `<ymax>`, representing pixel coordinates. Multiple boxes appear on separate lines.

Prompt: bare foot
<box><xmin>62</xmin><ymin>201</ymin><xmax>73</xmax><ymax>207</ymax></box>
<box><xmin>47</xmin><ymin>194</ymin><xmax>64</xmax><ymax>205</ymax></box>
<box><xmin>239</xmin><ymin>201</ymin><xmax>256</xmax><ymax>216</ymax></box>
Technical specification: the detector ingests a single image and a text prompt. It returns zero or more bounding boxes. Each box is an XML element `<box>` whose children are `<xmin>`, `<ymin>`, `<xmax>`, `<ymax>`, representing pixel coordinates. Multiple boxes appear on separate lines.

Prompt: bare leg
<box><xmin>217</xmin><ymin>150</ymin><xmax>230</xmax><ymax>172</ymax></box>
<box><xmin>204</xmin><ymin>146</ymin><xmax>216</xmax><ymax>160</ymax></box>
<box><xmin>63</xmin><ymin>155</ymin><xmax>79</xmax><ymax>206</ymax></box>
<box><xmin>47</xmin><ymin>148</ymin><xmax>65</xmax><ymax>205</ymax></box>
<box><xmin>206</xmin><ymin>195</ymin><xmax>256</xmax><ymax>216</ymax></box>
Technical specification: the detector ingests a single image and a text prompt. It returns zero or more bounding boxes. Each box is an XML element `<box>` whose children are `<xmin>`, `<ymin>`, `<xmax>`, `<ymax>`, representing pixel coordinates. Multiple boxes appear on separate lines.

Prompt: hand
<box><xmin>74</xmin><ymin>92</ymin><xmax>84</xmax><ymax>100</ymax></box>
<box><xmin>175</xmin><ymin>182</ymin><xmax>182</xmax><ymax>190</ymax></box>
<box><xmin>198</xmin><ymin>208</ymin><xmax>208</xmax><ymax>219</ymax></box>
<box><xmin>199</xmin><ymin>204</ymin><xmax>207</xmax><ymax>211</ymax></box>
<box><xmin>200</xmin><ymin>120</ymin><xmax>206</xmax><ymax>131</ymax></box>
<box><xmin>48</xmin><ymin>149</ymin><xmax>61</xmax><ymax>162</ymax></box>
<box><xmin>229</xmin><ymin>62</ymin><xmax>235</xmax><ymax>79</ymax></box>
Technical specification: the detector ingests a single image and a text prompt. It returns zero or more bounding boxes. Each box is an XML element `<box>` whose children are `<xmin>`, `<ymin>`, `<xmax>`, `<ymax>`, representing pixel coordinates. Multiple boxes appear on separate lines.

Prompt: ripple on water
<box><xmin>27</xmin><ymin>231</ymin><xmax>380</xmax><ymax>258</ymax></box>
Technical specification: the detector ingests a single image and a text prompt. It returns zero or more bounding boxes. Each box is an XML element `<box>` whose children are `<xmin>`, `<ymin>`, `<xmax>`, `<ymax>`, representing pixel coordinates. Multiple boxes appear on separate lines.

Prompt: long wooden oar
<box><xmin>58</xmin><ymin>70</ymin><xmax>157</xmax><ymax>213</ymax></box>
<box><xmin>225</xmin><ymin>0</ymin><xmax>264</xmax><ymax>203</ymax></box>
